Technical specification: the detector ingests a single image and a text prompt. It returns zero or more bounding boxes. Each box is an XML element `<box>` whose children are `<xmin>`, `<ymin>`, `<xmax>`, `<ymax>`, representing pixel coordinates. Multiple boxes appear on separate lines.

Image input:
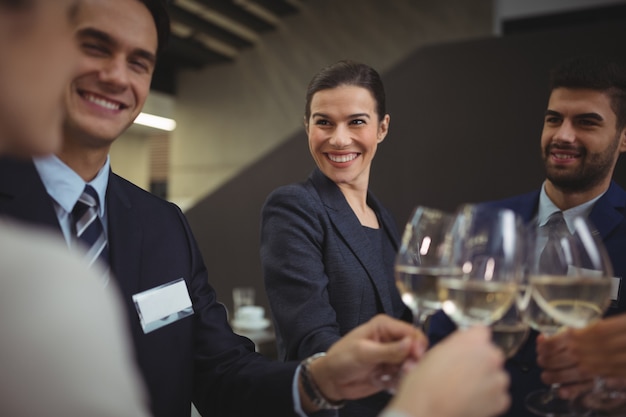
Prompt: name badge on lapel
<box><xmin>611</xmin><ymin>276</ymin><xmax>622</xmax><ymax>308</ymax></box>
<box><xmin>132</xmin><ymin>278</ymin><xmax>194</xmax><ymax>334</ymax></box>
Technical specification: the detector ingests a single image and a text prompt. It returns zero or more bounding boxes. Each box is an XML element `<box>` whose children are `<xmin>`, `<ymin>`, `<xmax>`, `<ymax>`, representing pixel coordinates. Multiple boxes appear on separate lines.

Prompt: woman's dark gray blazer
<box><xmin>261</xmin><ymin>168</ymin><xmax>411</xmax><ymax>362</ymax></box>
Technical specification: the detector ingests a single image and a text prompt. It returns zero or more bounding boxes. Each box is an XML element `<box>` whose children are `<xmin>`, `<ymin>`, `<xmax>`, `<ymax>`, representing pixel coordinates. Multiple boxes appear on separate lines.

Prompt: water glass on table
<box><xmin>232</xmin><ymin>286</ymin><xmax>255</xmax><ymax>318</ymax></box>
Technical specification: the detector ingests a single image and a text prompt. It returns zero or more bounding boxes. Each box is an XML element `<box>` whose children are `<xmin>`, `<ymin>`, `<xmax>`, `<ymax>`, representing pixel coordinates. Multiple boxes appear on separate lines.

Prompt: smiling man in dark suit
<box><xmin>428</xmin><ymin>55</ymin><xmax>626</xmax><ymax>417</ymax></box>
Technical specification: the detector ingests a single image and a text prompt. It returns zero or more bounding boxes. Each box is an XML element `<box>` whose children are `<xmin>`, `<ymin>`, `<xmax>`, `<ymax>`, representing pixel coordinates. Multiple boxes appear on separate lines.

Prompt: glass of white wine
<box><xmin>395</xmin><ymin>205</ymin><xmax>455</xmax><ymax>329</ymax></box>
<box><xmin>491</xmin><ymin>299</ymin><xmax>530</xmax><ymax>359</ymax></box>
<box><xmin>523</xmin><ymin>216</ymin><xmax>614</xmax><ymax>417</ymax></box>
<box><xmin>374</xmin><ymin>205</ymin><xmax>454</xmax><ymax>393</ymax></box>
<box><xmin>438</xmin><ymin>204</ymin><xmax>525</xmax><ymax>329</ymax></box>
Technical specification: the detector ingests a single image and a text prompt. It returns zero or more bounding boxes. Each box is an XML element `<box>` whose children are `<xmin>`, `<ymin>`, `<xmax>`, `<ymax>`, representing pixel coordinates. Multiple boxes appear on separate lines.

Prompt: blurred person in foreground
<box><xmin>428</xmin><ymin>55</ymin><xmax>626</xmax><ymax>417</ymax></box>
<box><xmin>0</xmin><ymin>1</ymin><xmax>508</xmax><ymax>417</ymax></box>
<box><xmin>0</xmin><ymin>0</ymin><xmax>150</xmax><ymax>415</ymax></box>
<box><xmin>387</xmin><ymin>325</ymin><xmax>510</xmax><ymax>417</ymax></box>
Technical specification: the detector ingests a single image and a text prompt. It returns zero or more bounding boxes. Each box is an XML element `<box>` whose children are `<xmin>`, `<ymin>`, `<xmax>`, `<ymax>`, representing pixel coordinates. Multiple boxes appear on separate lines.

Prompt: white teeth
<box><xmin>328</xmin><ymin>153</ymin><xmax>357</xmax><ymax>163</ymax></box>
<box><xmin>554</xmin><ymin>153</ymin><xmax>575</xmax><ymax>159</ymax></box>
<box><xmin>85</xmin><ymin>94</ymin><xmax>121</xmax><ymax>110</ymax></box>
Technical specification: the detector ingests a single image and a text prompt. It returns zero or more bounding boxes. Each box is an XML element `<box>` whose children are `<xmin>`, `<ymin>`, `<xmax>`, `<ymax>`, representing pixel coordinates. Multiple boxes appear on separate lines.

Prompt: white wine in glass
<box><xmin>491</xmin><ymin>290</ymin><xmax>530</xmax><ymax>358</ymax></box>
<box><xmin>491</xmin><ymin>321</ymin><xmax>530</xmax><ymax>359</ymax></box>
<box><xmin>438</xmin><ymin>278</ymin><xmax>517</xmax><ymax>328</ymax></box>
<box><xmin>437</xmin><ymin>204</ymin><xmax>525</xmax><ymax>330</ymax></box>
<box><xmin>523</xmin><ymin>216</ymin><xmax>614</xmax><ymax>417</ymax></box>
<box><xmin>394</xmin><ymin>206</ymin><xmax>455</xmax><ymax>328</ymax></box>
<box><xmin>374</xmin><ymin>206</ymin><xmax>453</xmax><ymax>393</ymax></box>
<box><xmin>530</xmin><ymin>275</ymin><xmax>610</xmax><ymax>329</ymax></box>
<box><xmin>521</xmin><ymin>283</ymin><xmax>564</xmax><ymax>336</ymax></box>
<box><xmin>395</xmin><ymin>265</ymin><xmax>448</xmax><ymax>324</ymax></box>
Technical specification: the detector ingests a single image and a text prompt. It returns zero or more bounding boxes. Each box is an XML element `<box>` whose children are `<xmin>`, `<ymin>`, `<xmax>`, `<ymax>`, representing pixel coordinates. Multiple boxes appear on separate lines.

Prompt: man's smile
<box><xmin>78</xmin><ymin>90</ymin><xmax>126</xmax><ymax>111</ymax></box>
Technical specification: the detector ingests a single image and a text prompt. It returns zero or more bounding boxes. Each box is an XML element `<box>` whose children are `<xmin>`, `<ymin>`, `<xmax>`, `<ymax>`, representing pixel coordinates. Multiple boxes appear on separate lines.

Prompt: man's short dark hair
<box><xmin>550</xmin><ymin>55</ymin><xmax>626</xmax><ymax>131</ymax></box>
<box><xmin>0</xmin><ymin>0</ymin><xmax>33</xmax><ymax>8</ymax></box>
<box><xmin>138</xmin><ymin>0</ymin><xmax>170</xmax><ymax>55</ymax></box>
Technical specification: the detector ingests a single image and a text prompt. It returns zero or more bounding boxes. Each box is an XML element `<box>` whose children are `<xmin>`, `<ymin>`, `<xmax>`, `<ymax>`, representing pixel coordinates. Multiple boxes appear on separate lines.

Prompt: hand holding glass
<box><xmin>522</xmin><ymin>216</ymin><xmax>613</xmax><ymax>417</ymax></box>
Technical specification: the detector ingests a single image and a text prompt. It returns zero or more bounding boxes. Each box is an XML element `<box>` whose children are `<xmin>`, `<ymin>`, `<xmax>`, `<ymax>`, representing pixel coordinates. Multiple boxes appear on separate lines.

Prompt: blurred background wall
<box><xmin>110</xmin><ymin>0</ymin><xmax>626</xmax><ymax>317</ymax></box>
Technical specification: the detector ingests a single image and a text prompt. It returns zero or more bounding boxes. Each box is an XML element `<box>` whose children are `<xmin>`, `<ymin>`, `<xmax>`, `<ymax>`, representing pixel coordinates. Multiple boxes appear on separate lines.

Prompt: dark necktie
<box><xmin>538</xmin><ymin>211</ymin><xmax>568</xmax><ymax>274</ymax></box>
<box><xmin>72</xmin><ymin>185</ymin><xmax>109</xmax><ymax>268</ymax></box>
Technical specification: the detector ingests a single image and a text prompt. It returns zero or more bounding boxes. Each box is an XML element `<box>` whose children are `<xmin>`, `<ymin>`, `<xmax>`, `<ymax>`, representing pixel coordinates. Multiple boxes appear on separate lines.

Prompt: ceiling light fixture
<box><xmin>133</xmin><ymin>113</ymin><xmax>177</xmax><ymax>132</ymax></box>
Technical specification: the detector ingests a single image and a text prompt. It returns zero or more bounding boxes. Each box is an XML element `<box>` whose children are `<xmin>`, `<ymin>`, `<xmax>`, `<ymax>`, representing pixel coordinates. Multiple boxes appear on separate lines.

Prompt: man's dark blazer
<box><xmin>0</xmin><ymin>157</ymin><xmax>298</xmax><ymax>417</ymax></box>
<box><xmin>428</xmin><ymin>181</ymin><xmax>626</xmax><ymax>417</ymax></box>
<box><xmin>261</xmin><ymin>168</ymin><xmax>411</xmax><ymax>417</ymax></box>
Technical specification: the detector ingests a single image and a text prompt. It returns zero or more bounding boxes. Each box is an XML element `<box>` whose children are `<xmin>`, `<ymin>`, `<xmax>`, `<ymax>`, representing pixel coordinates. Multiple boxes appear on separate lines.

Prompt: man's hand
<box><xmin>537</xmin><ymin>314</ymin><xmax>626</xmax><ymax>399</ymax></box>
<box><xmin>305</xmin><ymin>314</ymin><xmax>427</xmax><ymax>409</ymax></box>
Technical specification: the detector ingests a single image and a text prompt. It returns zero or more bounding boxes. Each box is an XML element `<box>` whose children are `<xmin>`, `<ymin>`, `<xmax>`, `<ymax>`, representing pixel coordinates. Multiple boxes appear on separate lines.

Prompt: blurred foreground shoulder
<box><xmin>0</xmin><ymin>218</ymin><xmax>150</xmax><ymax>417</ymax></box>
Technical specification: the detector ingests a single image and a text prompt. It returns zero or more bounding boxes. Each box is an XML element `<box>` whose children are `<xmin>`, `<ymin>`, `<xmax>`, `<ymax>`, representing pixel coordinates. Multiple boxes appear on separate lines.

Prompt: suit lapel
<box><xmin>589</xmin><ymin>181</ymin><xmax>626</xmax><ymax>240</ymax></box>
<box><xmin>0</xmin><ymin>160</ymin><xmax>145</xmax><ymax>300</ymax></box>
<box><xmin>517</xmin><ymin>193</ymin><xmax>541</xmax><ymax>224</ymax></box>
<box><xmin>490</xmin><ymin>190</ymin><xmax>540</xmax><ymax>224</ymax></box>
<box><xmin>0</xmin><ymin>157</ymin><xmax>62</xmax><ymax>231</ymax></box>
<box><xmin>106</xmin><ymin>173</ymin><xmax>143</xmax><ymax>298</ymax></box>
<box><xmin>309</xmin><ymin>169</ymin><xmax>396</xmax><ymax>314</ymax></box>
<box><xmin>500</xmin><ymin>185</ymin><xmax>625</xmax><ymax>237</ymax></box>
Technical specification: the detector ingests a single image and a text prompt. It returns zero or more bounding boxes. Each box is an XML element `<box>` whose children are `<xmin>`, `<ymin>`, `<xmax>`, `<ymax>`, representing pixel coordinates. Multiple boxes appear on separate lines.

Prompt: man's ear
<box><xmin>619</xmin><ymin>128</ymin><xmax>626</xmax><ymax>153</ymax></box>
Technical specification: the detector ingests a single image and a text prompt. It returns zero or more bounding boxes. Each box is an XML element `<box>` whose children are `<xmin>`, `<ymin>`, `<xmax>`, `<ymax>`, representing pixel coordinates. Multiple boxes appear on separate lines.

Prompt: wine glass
<box><xmin>374</xmin><ymin>205</ymin><xmax>453</xmax><ymax>392</ymax></box>
<box><xmin>491</xmin><ymin>299</ymin><xmax>530</xmax><ymax>359</ymax></box>
<box><xmin>522</xmin><ymin>215</ymin><xmax>614</xmax><ymax>417</ymax></box>
<box><xmin>438</xmin><ymin>204</ymin><xmax>525</xmax><ymax>329</ymax></box>
<box><xmin>395</xmin><ymin>205</ymin><xmax>455</xmax><ymax>330</ymax></box>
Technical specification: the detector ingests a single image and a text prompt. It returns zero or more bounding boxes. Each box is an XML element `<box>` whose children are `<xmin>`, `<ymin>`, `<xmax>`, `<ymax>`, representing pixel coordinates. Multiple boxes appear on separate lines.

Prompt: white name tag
<box><xmin>132</xmin><ymin>278</ymin><xmax>193</xmax><ymax>334</ymax></box>
<box><xmin>611</xmin><ymin>277</ymin><xmax>622</xmax><ymax>302</ymax></box>
<box><xmin>566</xmin><ymin>267</ymin><xmax>621</xmax><ymax>303</ymax></box>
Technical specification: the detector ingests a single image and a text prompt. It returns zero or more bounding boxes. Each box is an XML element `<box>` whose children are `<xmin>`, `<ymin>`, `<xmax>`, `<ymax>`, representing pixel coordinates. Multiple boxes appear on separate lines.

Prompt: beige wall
<box><xmin>169</xmin><ymin>0</ymin><xmax>493</xmax><ymax>210</ymax></box>
<box><xmin>107</xmin><ymin>1</ymin><xmax>493</xmax><ymax>210</ymax></box>
<box><xmin>109</xmin><ymin>129</ymin><xmax>152</xmax><ymax>192</ymax></box>
<box><xmin>109</xmin><ymin>90</ymin><xmax>176</xmax><ymax>193</ymax></box>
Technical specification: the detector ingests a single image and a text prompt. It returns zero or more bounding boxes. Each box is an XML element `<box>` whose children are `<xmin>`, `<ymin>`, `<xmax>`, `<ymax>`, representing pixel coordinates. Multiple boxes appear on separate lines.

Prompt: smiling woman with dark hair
<box><xmin>261</xmin><ymin>60</ymin><xmax>412</xmax><ymax>417</ymax></box>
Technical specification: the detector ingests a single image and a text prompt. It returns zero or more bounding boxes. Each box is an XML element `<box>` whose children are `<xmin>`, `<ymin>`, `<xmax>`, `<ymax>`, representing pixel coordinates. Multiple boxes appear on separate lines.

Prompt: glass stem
<box><xmin>593</xmin><ymin>377</ymin><xmax>606</xmax><ymax>395</ymax></box>
<box><xmin>544</xmin><ymin>383</ymin><xmax>560</xmax><ymax>403</ymax></box>
<box><xmin>541</xmin><ymin>330</ymin><xmax>561</xmax><ymax>403</ymax></box>
<box><xmin>416</xmin><ymin>311</ymin><xmax>430</xmax><ymax>331</ymax></box>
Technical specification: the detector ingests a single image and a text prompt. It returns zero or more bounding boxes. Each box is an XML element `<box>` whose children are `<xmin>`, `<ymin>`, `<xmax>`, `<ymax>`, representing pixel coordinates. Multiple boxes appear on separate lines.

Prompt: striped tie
<box><xmin>72</xmin><ymin>185</ymin><xmax>109</xmax><ymax>268</ymax></box>
<box><xmin>539</xmin><ymin>211</ymin><xmax>568</xmax><ymax>274</ymax></box>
